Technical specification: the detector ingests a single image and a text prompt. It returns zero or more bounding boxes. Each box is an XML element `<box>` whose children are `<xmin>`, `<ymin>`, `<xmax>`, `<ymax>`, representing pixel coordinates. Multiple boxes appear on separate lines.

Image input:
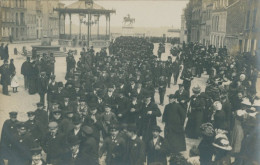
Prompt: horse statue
<box><xmin>123</xmin><ymin>14</ymin><xmax>135</xmax><ymax>26</ymax></box>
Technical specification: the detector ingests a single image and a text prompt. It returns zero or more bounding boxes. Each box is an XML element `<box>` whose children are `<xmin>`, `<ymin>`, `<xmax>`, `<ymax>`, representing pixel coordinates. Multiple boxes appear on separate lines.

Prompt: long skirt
<box><xmin>230</xmin><ymin>119</ymin><xmax>244</xmax><ymax>153</ymax></box>
<box><xmin>28</xmin><ymin>78</ymin><xmax>38</xmax><ymax>95</ymax></box>
<box><xmin>185</xmin><ymin>110</ymin><xmax>203</xmax><ymax>139</ymax></box>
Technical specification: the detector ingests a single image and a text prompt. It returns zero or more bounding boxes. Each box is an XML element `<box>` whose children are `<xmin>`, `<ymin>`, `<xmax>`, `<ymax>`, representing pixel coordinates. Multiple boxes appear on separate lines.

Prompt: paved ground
<box><xmin>0</xmin><ymin>41</ymin><xmax>258</xmax><ymax>164</ymax></box>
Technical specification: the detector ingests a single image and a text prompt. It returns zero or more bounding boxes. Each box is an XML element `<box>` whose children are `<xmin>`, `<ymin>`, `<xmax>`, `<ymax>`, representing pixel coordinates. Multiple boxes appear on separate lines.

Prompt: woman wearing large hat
<box><xmin>185</xmin><ymin>85</ymin><xmax>205</xmax><ymax>139</ymax></box>
<box><xmin>212</xmin><ymin>134</ymin><xmax>232</xmax><ymax>165</ymax></box>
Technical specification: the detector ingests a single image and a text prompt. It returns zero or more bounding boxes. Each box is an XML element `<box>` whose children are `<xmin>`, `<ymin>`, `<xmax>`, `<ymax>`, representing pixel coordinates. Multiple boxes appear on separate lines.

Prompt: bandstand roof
<box><xmin>54</xmin><ymin>0</ymin><xmax>116</xmax><ymax>15</ymax></box>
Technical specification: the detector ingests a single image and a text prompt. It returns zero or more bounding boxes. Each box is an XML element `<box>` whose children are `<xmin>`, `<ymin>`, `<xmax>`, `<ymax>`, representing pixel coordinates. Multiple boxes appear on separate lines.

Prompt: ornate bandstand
<box><xmin>54</xmin><ymin>0</ymin><xmax>116</xmax><ymax>47</ymax></box>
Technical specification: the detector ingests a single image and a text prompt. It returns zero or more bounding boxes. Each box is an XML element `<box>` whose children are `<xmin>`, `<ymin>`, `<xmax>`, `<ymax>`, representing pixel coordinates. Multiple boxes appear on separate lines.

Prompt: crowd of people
<box><xmin>0</xmin><ymin>36</ymin><xmax>259</xmax><ymax>165</ymax></box>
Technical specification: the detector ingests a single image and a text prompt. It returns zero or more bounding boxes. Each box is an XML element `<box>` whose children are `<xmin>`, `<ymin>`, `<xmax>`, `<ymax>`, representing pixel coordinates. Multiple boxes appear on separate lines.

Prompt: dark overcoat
<box><xmin>147</xmin><ymin>136</ymin><xmax>167</xmax><ymax>165</ymax></box>
<box><xmin>162</xmin><ymin>102</ymin><xmax>186</xmax><ymax>153</ymax></box>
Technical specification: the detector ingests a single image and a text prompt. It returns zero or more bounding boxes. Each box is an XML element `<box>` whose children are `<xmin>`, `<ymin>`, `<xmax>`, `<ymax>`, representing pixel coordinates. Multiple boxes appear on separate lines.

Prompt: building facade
<box><xmin>41</xmin><ymin>0</ymin><xmax>64</xmax><ymax>38</ymax></box>
<box><xmin>210</xmin><ymin>0</ymin><xmax>245</xmax><ymax>54</ymax></box>
<box><xmin>180</xmin><ymin>9</ymin><xmax>187</xmax><ymax>43</ymax></box>
<box><xmin>200</xmin><ymin>0</ymin><xmax>212</xmax><ymax>46</ymax></box>
<box><xmin>242</xmin><ymin>0</ymin><xmax>260</xmax><ymax>55</ymax></box>
<box><xmin>1</xmin><ymin>0</ymin><xmax>27</xmax><ymax>41</ymax></box>
<box><xmin>190</xmin><ymin>0</ymin><xmax>202</xmax><ymax>43</ymax></box>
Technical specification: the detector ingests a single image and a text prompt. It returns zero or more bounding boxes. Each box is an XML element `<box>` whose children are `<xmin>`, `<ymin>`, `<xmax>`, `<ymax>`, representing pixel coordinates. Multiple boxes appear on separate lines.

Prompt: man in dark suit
<box><xmin>158</xmin><ymin>76</ymin><xmax>167</xmax><ymax>105</ymax></box>
<box><xmin>180</xmin><ymin>68</ymin><xmax>193</xmax><ymax>92</ymax></box>
<box><xmin>9</xmin><ymin>122</ymin><xmax>34</xmax><ymax>165</ymax></box>
<box><xmin>78</xmin><ymin>126</ymin><xmax>99</xmax><ymax>165</ymax></box>
<box><xmin>38</xmin><ymin>71</ymin><xmax>49</xmax><ymax>106</ymax></box>
<box><xmin>147</xmin><ymin>126</ymin><xmax>168</xmax><ymax>165</ymax></box>
<box><xmin>62</xmin><ymin>136</ymin><xmax>81</xmax><ymax>165</ymax></box>
<box><xmin>126</xmin><ymin>124</ymin><xmax>146</xmax><ymax>165</ymax></box>
<box><xmin>140</xmin><ymin>93</ymin><xmax>161</xmax><ymax>149</ymax></box>
<box><xmin>162</xmin><ymin>94</ymin><xmax>186</xmax><ymax>154</ymax></box>
<box><xmin>21</xmin><ymin>57</ymin><xmax>31</xmax><ymax>90</ymax></box>
<box><xmin>25</xmin><ymin>111</ymin><xmax>44</xmax><ymax>143</ymax></box>
<box><xmin>0</xmin><ymin>60</ymin><xmax>11</xmax><ymax>95</ymax></box>
<box><xmin>0</xmin><ymin>112</ymin><xmax>19</xmax><ymax>163</ymax></box>
<box><xmin>41</xmin><ymin>122</ymin><xmax>66</xmax><ymax>165</ymax></box>
<box><xmin>174</xmin><ymin>84</ymin><xmax>190</xmax><ymax>111</ymax></box>
<box><xmin>100</xmin><ymin>125</ymin><xmax>127</xmax><ymax>165</ymax></box>
<box><xmin>34</xmin><ymin>103</ymin><xmax>48</xmax><ymax>132</ymax></box>
<box><xmin>47</xmin><ymin>75</ymin><xmax>57</xmax><ymax>109</ymax></box>
<box><xmin>83</xmin><ymin>104</ymin><xmax>102</xmax><ymax>145</ymax></box>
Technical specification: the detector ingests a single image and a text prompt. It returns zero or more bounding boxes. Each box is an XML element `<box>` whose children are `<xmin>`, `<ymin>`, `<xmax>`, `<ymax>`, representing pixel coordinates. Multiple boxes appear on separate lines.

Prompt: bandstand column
<box><xmin>97</xmin><ymin>15</ymin><xmax>100</xmax><ymax>39</ymax></box>
<box><xmin>90</xmin><ymin>14</ymin><xmax>92</xmax><ymax>40</ymax></box>
<box><xmin>87</xmin><ymin>13</ymin><xmax>90</xmax><ymax>47</ymax></box>
<box><xmin>58</xmin><ymin>13</ymin><xmax>61</xmax><ymax>38</ymax></box>
<box><xmin>69</xmin><ymin>13</ymin><xmax>72</xmax><ymax>39</ymax></box>
<box><xmin>79</xmin><ymin>15</ymin><xmax>81</xmax><ymax>39</ymax></box>
<box><xmin>108</xmin><ymin>14</ymin><xmax>110</xmax><ymax>40</ymax></box>
<box><xmin>105</xmin><ymin>15</ymin><xmax>108</xmax><ymax>38</ymax></box>
<box><xmin>63</xmin><ymin>14</ymin><xmax>66</xmax><ymax>35</ymax></box>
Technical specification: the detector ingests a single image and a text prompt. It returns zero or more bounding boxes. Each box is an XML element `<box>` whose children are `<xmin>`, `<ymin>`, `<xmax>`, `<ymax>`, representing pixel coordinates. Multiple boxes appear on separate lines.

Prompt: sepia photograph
<box><xmin>0</xmin><ymin>0</ymin><xmax>259</xmax><ymax>164</ymax></box>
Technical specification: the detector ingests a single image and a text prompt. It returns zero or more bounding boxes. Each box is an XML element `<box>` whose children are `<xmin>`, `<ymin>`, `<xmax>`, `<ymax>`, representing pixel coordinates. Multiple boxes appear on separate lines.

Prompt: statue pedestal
<box><xmin>122</xmin><ymin>26</ymin><xmax>134</xmax><ymax>36</ymax></box>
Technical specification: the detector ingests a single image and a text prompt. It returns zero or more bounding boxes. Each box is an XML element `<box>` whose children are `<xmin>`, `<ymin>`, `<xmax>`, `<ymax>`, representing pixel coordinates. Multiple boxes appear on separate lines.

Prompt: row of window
<box><xmin>1</xmin><ymin>0</ymin><xmax>25</xmax><ymax>8</ymax></box>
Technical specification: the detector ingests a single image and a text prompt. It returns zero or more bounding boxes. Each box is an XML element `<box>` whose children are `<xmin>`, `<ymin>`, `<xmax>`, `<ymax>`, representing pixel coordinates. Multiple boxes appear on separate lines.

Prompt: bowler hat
<box><xmin>82</xmin><ymin>126</ymin><xmax>93</xmax><ymax>135</ymax></box>
<box><xmin>37</xmin><ymin>103</ymin><xmax>44</xmax><ymax>107</ymax></box>
<box><xmin>127</xmin><ymin>124</ymin><xmax>137</xmax><ymax>133</ymax></box>
<box><xmin>192</xmin><ymin>86</ymin><xmax>201</xmax><ymax>94</ymax></box>
<box><xmin>109</xmin><ymin>124</ymin><xmax>119</xmax><ymax>131</ymax></box>
<box><xmin>168</xmin><ymin>94</ymin><xmax>177</xmax><ymax>99</ymax></box>
<box><xmin>27</xmin><ymin>111</ymin><xmax>35</xmax><ymax>116</ymax></box>
<box><xmin>68</xmin><ymin>136</ymin><xmax>81</xmax><ymax>147</ymax></box>
<box><xmin>152</xmin><ymin>126</ymin><xmax>162</xmax><ymax>132</ymax></box>
<box><xmin>72</xmin><ymin>115</ymin><xmax>82</xmax><ymax>125</ymax></box>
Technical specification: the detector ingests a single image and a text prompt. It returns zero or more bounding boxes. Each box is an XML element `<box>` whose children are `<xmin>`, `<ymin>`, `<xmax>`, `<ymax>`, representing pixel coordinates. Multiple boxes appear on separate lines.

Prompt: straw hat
<box><xmin>212</xmin><ymin>134</ymin><xmax>232</xmax><ymax>151</ymax></box>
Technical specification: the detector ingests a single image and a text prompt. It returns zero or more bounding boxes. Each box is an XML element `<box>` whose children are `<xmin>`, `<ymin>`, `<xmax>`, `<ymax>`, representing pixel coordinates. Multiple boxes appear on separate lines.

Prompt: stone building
<box><xmin>200</xmin><ymin>0</ymin><xmax>213</xmax><ymax>46</ymax></box>
<box><xmin>180</xmin><ymin>9</ymin><xmax>187</xmax><ymax>43</ymax></box>
<box><xmin>190</xmin><ymin>0</ymin><xmax>202</xmax><ymax>43</ymax></box>
<box><xmin>26</xmin><ymin>0</ymin><xmax>39</xmax><ymax>40</ymax></box>
<box><xmin>41</xmin><ymin>0</ymin><xmax>64</xmax><ymax>38</ymax></box>
<box><xmin>242</xmin><ymin>0</ymin><xmax>260</xmax><ymax>55</ymax></box>
<box><xmin>210</xmin><ymin>0</ymin><xmax>246</xmax><ymax>53</ymax></box>
<box><xmin>1</xmin><ymin>0</ymin><xmax>27</xmax><ymax>41</ymax></box>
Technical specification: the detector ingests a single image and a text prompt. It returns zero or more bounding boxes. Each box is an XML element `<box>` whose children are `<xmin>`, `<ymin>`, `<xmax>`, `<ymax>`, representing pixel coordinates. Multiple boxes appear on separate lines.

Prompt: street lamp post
<box><xmin>82</xmin><ymin>16</ymin><xmax>96</xmax><ymax>47</ymax></box>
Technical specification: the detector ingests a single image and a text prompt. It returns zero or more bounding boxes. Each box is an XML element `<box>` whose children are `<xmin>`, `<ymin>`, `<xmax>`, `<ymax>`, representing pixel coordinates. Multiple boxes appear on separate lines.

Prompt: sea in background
<box><xmin>63</xmin><ymin>0</ymin><xmax>188</xmax><ymax>37</ymax></box>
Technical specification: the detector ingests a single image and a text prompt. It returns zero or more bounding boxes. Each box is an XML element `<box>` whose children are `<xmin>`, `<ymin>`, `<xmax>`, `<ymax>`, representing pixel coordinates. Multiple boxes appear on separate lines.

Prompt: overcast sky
<box><xmin>62</xmin><ymin>0</ymin><xmax>188</xmax><ymax>28</ymax></box>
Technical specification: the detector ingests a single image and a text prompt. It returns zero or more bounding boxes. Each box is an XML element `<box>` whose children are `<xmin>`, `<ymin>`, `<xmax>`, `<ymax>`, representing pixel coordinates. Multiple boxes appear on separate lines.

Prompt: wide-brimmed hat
<box><xmin>200</xmin><ymin>123</ymin><xmax>214</xmax><ymax>137</ymax></box>
<box><xmin>236</xmin><ymin>109</ymin><xmax>247</xmax><ymax>117</ymax></box>
<box><xmin>241</xmin><ymin>98</ymin><xmax>252</xmax><ymax>106</ymax></box>
<box><xmin>212</xmin><ymin>134</ymin><xmax>232</xmax><ymax>151</ymax></box>
<box><xmin>252</xmin><ymin>99</ymin><xmax>260</xmax><ymax>107</ymax></box>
